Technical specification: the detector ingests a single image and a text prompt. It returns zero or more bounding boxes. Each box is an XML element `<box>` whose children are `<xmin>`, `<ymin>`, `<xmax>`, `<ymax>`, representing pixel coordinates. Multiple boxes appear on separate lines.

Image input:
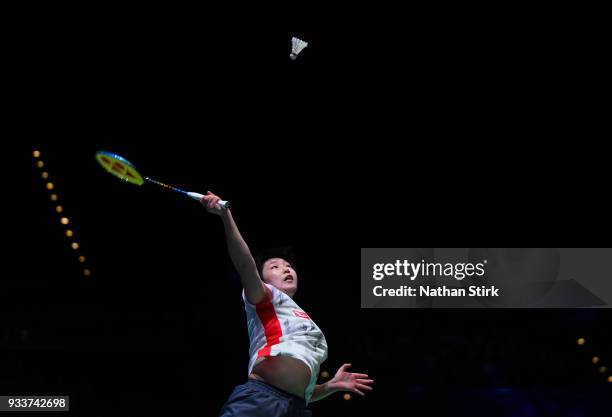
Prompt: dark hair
<box><xmin>255</xmin><ymin>246</ymin><xmax>297</xmax><ymax>278</ymax></box>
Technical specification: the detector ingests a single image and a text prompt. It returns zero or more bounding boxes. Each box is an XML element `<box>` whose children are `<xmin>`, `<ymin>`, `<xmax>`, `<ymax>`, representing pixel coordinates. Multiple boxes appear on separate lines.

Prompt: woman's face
<box><xmin>262</xmin><ymin>257</ymin><xmax>298</xmax><ymax>297</ymax></box>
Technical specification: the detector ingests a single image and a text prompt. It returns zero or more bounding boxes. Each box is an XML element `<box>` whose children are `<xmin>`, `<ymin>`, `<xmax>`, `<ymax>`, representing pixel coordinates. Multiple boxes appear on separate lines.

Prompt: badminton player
<box><xmin>200</xmin><ymin>192</ymin><xmax>373</xmax><ymax>416</ymax></box>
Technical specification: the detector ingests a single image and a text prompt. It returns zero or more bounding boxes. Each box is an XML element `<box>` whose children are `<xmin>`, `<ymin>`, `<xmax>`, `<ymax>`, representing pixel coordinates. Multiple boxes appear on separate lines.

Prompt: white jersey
<box><xmin>243</xmin><ymin>283</ymin><xmax>328</xmax><ymax>404</ymax></box>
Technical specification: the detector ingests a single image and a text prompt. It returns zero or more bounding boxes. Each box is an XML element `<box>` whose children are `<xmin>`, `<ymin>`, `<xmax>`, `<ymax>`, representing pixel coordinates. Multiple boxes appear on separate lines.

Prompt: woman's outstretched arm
<box><xmin>201</xmin><ymin>191</ymin><xmax>268</xmax><ymax>304</ymax></box>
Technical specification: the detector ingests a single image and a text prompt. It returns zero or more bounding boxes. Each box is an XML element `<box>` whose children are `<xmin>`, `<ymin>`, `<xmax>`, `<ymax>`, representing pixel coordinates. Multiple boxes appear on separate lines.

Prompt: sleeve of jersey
<box><xmin>242</xmin><ymin>283</ymin><xmax>275</xmax><ymax>308</ymax></box>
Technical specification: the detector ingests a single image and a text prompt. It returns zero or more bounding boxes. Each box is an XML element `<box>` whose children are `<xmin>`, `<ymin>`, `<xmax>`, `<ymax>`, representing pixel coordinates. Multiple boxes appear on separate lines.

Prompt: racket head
<box><xmin>95</xmin><ymin>151</ymin><xmax>145</xmax><ymax>185</ymax></box>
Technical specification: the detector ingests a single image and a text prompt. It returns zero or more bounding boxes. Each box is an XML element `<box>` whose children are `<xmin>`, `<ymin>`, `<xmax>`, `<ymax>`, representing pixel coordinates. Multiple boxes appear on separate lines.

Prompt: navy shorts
<box><xmin>219</xmin><ymin>378</ymin><xmax>312</xmax><ymax>417</ymax></box>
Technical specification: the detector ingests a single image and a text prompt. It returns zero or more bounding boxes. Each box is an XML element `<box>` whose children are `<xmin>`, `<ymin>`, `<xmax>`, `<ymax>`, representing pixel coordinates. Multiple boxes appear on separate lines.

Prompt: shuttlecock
<box><xmin>290</xmin><ymin>37</ymin><xmax>308</xmax><ymax>60</ymax></box>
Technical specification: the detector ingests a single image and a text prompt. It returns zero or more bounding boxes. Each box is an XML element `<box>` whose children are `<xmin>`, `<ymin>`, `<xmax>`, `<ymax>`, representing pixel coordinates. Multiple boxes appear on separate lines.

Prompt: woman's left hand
<box><xmin>328</xmin><ymin>363</ymin><xmax>374</xmax><ymax>397</ymax></box>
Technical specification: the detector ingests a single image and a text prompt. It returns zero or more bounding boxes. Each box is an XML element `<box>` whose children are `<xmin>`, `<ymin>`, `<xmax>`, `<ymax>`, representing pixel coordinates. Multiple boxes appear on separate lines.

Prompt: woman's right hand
<box><xmin>200</xmin><ymin>191</ymin><xmax>227</xmax><ymax>216</ymax></box>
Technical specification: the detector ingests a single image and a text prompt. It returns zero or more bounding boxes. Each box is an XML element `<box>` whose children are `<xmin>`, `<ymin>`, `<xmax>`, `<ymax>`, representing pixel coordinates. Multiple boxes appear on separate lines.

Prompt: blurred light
<box><xmin>50</xmin><ymin>194</ymin><xmax>58</xmax><ymax>201</ymax></box>
<box><xmin>78</xmin><ymin>255</ymin><xmax>86</xmax><ymax>263</ymax></box>
<box><xmin>83</xmin><ymin>269</ymin><xmax>91</xmax><ymax>277</ymax></box>
<box><xmin>495</xmin><ymin>388</ymin><xmax>513</xmax><ymax>394</ymax></box>
<box><xmin>33</xmin><ymin>150</ymin><xmax>41</xmax><ymax>158</ymax></box>
<box><xmin>321</xmin><ymin>371</ymin><xmax>329</xmax><ymax>378</ymax></box>
<box><xmin>65</xmin><ymin>230</ymin><xmax>73</xmax><ymax>237</ymax></box>
<box><xmin>71</xmin><ymin>242</ymin><xmax>79</xmax><ymax>250</ymax></box>
<box><xmin>592</xmin><ymin>356</ymin><xmax>600</xmax><ymax>364</ymax></box>
<box><xmin>577</xmin><ymin>338</ymin><xmax>586</xmax><ymax>346</ymax></box>
<box><xmin>343</xmin><ymin>394</ymin><xmax>351</xmax><ymax>401</ymax></box>
<box><xmin>608</xmin><ymin>376</ymin><xmax>612</xmax><ymax>383</ymax></box>
<box><xmin>46</xmin><ymin>182</ymin><xmax>54</xmax><ymax>190</ymax></box>
<box><xmin>60</xmin><ymin>217</ymin><xmax>69</xmax><ymax>225</ymax></box>
<box><xmin>36</xmin><ymin>160</ymin><xmax>44</xmax><ymax>168</ymax></box>
<box><xmin>41</xmin><ymin>172</ymin><xmax>49</xmax><ymax>179</ymax></box>
<box><xmin>599</xmin><ymin>366</ymin><xmax>607</xmax><ymax>374</ymax></box>
<box><xmin>55</xmin><ymin>205</ymin><xmax>63</xmax><ymax>213</ymax></box>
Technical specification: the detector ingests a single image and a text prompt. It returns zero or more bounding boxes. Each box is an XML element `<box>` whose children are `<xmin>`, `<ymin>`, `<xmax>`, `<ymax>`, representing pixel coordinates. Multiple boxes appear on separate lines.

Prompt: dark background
<box><xmin>8</xmin><ymin>2</ymin><xmax>612</xmax><ymax>416</ymax></box>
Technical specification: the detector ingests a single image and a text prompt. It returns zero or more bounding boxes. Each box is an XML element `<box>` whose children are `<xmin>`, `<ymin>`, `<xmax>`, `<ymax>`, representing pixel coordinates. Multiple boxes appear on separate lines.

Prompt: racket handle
<box><xmin>187</xmin><ymin>192</ymin><xmax>230</xmax><ymax>210</ymax></box>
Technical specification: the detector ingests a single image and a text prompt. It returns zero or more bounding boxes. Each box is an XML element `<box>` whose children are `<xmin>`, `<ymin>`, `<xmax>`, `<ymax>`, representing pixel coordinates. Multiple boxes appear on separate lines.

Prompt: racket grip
<box><xmin>187</xmin><ymin>192</ymin><xmax>230</xmax><ymax>210</ymax></box>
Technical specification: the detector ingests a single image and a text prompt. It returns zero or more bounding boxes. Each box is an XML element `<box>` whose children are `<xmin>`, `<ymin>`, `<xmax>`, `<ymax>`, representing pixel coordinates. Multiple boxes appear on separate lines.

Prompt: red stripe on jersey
<box><xmin>256</xmin><ymin>289</ymin><xmax>283</xmax><ymax>358</ymax></box>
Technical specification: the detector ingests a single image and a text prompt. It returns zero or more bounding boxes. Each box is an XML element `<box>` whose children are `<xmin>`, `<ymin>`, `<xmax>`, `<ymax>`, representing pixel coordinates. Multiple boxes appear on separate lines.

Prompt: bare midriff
<box><xmin>249</xmin><ymin>356</ymin><xmax>311</xmax><ymax>399</ymax></box>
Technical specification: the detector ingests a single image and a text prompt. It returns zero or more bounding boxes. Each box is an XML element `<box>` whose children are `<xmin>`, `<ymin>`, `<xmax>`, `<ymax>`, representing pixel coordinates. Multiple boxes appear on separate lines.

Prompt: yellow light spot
<box><xmin>321</xmin><ymin>371</ymin><xmax>329</xmax><ymax>378</ymax></box>
<box><xmin>50</xmin><ymin>194</ymin><xmax>58</xmax><ymax>201</ymax></box>
<box><xmin>599</xmin><ymin>366</ymin><xmax>607</xmax><ymax>374</ymax></box>
<box><xmin>55</xmin><ymin>205</ymin><xmax>63</xmax><ymax>213</ymax></box>
<box><xmin>33</xmin><ymin>150</ymin><xmax>41</xmax><ymax>158</ymax></box>
<box><xmin>608</xmin><ymin>375</ymin><xmax>612</xmax><ymax>383</ymax></box>
<box><xmin>46</xmin><ymin>182</ymin><xmax>54</xmax><ymax>190</ymax></box>
<box><xmin>71</xmin><ymin>242</ymin><xmax>79</xmax><ymax>250</ymax></box>
<box><xmin>343</xmin><ymin>393</ymin><xmax>351</xmax><ymax>401</ymax></box>
<box><xmin>65</xmin><ymin>230</ymin><xmax>73</xmax><ymax>237</ymax></box>
<box><xmin>36</xmin><ymin>160</ymin><xmax>44</xmax><ymax>168</ymax></box>
<box><xmin>78</xmin><ymin>255</ymin><xmax>86</xmax><ymax>263</ymax></box>
<box><xmin>592</xmin><ymin>357</ymin><xmax>600</xmax><ymax>364</ymax></box>
<box><xmin>83</xmin><ymin>269</ymin><xmax>91</xmax><ymax>277</ymax></box>
<box><xmin>41</xmin><ymin>172</ymin><xmax>49</xmax><ymax>179</ymax></box>
<box><xmin>577</xmin><ymin>338</ymin><xmax>585</xmax><ymax>346</ymax></box>
<box><xmin>60</xmin><ymin>217</ymin><xmax>69</xmax><ymax>225</ymax></box>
